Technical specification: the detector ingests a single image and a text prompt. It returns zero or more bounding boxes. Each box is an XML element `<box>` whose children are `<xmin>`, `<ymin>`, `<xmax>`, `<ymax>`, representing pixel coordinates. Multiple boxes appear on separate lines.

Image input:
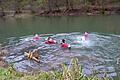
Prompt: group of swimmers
<box><xmin>32</xmin><ymin>32</ymin><xmax>89</xmax><ymax>49</ymax></box>
<box><xmin>24</xmin><ymin>32</ymin><xmax>89</xmax><ymax>62</ymax></box>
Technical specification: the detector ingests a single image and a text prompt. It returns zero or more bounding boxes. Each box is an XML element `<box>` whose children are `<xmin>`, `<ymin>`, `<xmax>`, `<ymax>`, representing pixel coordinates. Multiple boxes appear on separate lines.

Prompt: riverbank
<box><xmin>0</xmin><ymin>32</ymin><xmax>120</xmax><ymax>79</ymax></box>
<box><xmin>0</xmin><ymin>47</ymin><xmax>110</xmax><ymax>80</ymax></box>
<box><xmin>0</xmin><ymin>44</ymin><xmax>8</xmax><ymax>68</ymax></box>
<box><xmin>37</xmin><ymin>5</ymin><xmax>120</xmax><ymax>16</ymax></box>
<box><xmin>0</xmin><ymin>58</ymin><xmax>111</xmax><ymax>80</ymax></box>
<box><xmin>0</xmin><ymin>5</ymin><xmax>120</xmax><ymax>18</ymax></box>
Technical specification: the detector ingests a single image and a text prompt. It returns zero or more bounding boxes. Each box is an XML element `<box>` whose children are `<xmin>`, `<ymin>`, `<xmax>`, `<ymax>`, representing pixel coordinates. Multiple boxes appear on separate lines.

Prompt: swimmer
<box><xmin>33</xmin><ymin>34</ymin><xmax>41</xmax><ymax>41</ymax></box>
<box><xmin>60</xmin><ymin>39</ymin><xmax>71</xmax><ymax>49</ymax></box>
<box><xmin>45</xmin><ymin>37</ymin><xmax>57</xmax><ymax>44</ymax></box>
<box><xmin>81</xmin><ymin>32</ymin><xmax>89</xmax><ymax>41</ymax></box>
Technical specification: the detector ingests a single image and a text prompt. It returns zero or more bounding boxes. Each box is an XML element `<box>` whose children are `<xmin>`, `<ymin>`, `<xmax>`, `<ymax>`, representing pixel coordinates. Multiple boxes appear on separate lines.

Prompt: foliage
<box><xmin>0</xmin><ymin>57</ymin><xmax>111</xmax><ymax>80</ymax></box>
<box><xmin>0</xmin><ymin>0</ymin><xmax>119</xmax><ymax>15</ymax></box>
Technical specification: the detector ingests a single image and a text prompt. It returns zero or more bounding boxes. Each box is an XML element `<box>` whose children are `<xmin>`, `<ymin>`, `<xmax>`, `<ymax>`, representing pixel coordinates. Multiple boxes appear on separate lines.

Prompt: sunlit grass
<box><xmin>0</xmin><ymin>57</ymin><xmax>110</xmax><ymax>80</ymax></box>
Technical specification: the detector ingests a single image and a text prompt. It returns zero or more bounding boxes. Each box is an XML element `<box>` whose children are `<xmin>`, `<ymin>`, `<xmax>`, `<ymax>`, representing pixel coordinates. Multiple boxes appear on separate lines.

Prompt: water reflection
<box><xmin>0</xmin><ymin>15</ymin><xmax>120</xmax><ymax>43</ymax></box>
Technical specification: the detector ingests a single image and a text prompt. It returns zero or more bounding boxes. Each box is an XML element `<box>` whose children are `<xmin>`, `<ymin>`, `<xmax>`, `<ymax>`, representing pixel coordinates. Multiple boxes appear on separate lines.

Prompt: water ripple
<box><xmin>4</xmin><ymin>32</ymin><xmax>120</xmax><ymax>77</ymax></box>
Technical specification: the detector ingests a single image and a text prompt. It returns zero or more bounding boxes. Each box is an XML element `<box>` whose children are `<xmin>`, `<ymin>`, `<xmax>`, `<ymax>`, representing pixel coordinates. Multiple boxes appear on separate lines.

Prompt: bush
<box><xmin>0</xmin><ymin>57</ymin><xmax>110</xmax><ymax>80</ymax></box>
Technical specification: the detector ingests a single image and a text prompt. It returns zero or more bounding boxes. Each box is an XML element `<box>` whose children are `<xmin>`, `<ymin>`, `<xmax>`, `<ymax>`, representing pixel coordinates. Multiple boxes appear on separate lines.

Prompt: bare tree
<box><xmin>29</xmin><ymin>0</ymin><xmax>37</xmax><ymax>13</ymax></box>
<box><xmin>65</xmin><ymin>0</ymin><xmax>74</xmax><ymax>12</ymax></box>
<box><xmin>47</xmin><ymin>0</ymin><xmax>52</xmax><ymax>11</ymax></box>
<box><xmin>13</xmin><ymin>0</ymin><xmax>22</xmax><ymax>16</ymax></box>
<box><xmin>0</xmin><ymin>0</ymin><xmax>5</xmax><ymax>17</ymax></box>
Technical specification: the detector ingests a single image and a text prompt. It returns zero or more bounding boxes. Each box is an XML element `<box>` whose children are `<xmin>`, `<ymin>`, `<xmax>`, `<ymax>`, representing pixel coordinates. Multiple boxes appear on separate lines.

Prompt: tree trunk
<box><xmin>30</xmin><ymin>0</ymin><xmax>35</xmax><ymax>13</ymax></box>
<box><xmin>13</xmin><ymin>0</ymin><xmax>22</xmax><ymax>17</ymax></box>
<box><xmin>100</xmin><ymin>0</ymin><xmax>105</xmax><ymax>14</ymax></box>
<box><xmin>65</xmin><ymin>0</ymin><xmax>70</xmax><ymax>10</ymax></box>
<box><xmin>0</xmin><ymin>7</ymin><xmax>5</xmax><ymax>17</ymax></box>
<box><xmin>0</xmin><ymin>0</ymin><xmax>5</xmax><ymax>17</ymax></box>
<box><xmin>69</xmin><ymin>0</ymin><xmax>74</xmax><ymax>10</ymax></box>
<box><xmin>47</xmin><ymin>0</ymin><xmax>52</xmax><ymax>12</ymax></box>
<box><xmin>54</xmin><ymin>0</ymin><xmax>60</xmax><ymax>11</ymax></box>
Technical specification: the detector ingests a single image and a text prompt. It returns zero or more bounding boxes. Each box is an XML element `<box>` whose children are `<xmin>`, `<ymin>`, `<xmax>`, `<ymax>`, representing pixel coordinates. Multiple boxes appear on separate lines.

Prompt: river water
<box><xmin>0</xmin><ymin>15</ymin><xmax>120</xmax><ymax>78</ymax></box>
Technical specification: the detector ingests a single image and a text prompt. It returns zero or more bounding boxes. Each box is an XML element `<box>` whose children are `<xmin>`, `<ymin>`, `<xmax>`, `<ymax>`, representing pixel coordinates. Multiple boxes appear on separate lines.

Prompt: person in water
<box><xmin>33</xmin><ymin>34</ymin><xmax>41</xmax><ymax>41</ymax></box>
<box><xmin>81</xmin><ymin>32</ymin><xmax>89</xmax><ymax>41</ymax></box>
<box><xmin>45</xmin><ymin>37</ymin><xmax>57</xmax><ymax>44</ymax></box>
<box><xmin>61</xmin><ymin>39</ymin><xmax>71</xmax><ymax>49</ymax></box>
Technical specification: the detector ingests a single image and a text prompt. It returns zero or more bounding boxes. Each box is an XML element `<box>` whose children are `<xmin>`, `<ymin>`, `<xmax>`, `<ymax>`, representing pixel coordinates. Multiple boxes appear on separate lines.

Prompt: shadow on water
<box><xmin>4</xmin><ymin>32</ymin><xmax>120</xmax><ymax>78</ymax></box>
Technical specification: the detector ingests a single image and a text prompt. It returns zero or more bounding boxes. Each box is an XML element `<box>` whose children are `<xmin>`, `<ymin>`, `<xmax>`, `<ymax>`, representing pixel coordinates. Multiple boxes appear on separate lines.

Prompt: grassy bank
<box><xmin>0</xmin><ymin>58</ymin><xmax>111</xmax><ymax>80</ymax></box>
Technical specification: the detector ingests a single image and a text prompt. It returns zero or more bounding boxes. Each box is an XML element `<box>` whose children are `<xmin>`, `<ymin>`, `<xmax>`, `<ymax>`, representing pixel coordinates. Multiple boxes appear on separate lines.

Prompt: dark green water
<box><xmin>0</xmin><ymin>15</ymin><xmax>120</xmax><ymax>42</ymax></box>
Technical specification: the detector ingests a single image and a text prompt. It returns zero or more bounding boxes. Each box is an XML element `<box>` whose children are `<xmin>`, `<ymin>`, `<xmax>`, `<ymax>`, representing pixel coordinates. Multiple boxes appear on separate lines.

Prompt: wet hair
<box><xmin>62</xmin><ymin>39</ymin><xmax>65</xmax><ymax>43</ymax></box>
<box><xmin>47</xmin><ymin>37</ymin><xmax>51</xmax><ymax>40</ymax></box>
<box><xmin>68</xmin><ymin>46</ymin><xmax>71</xmax><ymax>50</ymax></box>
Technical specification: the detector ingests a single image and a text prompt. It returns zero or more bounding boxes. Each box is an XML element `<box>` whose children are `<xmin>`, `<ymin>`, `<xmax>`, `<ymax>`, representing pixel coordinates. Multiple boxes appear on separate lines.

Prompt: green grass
<box><xmin>0</xmin><ymin>58</ymin><xmax>111</xmax><ymax>80</ymax></box>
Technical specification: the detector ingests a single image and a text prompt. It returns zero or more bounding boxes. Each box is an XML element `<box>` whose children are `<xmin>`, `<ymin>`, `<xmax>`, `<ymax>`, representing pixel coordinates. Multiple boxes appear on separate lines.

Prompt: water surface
<box><xmin>0</xmin><ymin>15</ymin><xmax>120</xmax><ymax>78</ymax></box>
<box><xmin>0</xmin><ymin>15</ymin><xmax>120</xmax><ymax>42</ymax></box>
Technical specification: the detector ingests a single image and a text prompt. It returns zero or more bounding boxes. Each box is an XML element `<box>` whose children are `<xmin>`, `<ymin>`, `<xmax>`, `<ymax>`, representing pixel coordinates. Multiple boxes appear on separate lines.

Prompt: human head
<box><xmin>62</xmin><ymin>39</ymin><xmax>65</xmax><ymax>43</ymax></box>
<box><xmin>84</xmin><ymin>32</ymin><xmax>88</xmax><ymax>37</ymax></box>
<box><xmin>35</xmin><ymin>34</ymin><xmax>39</xmax><ymax>37</ymax></box>
<box><xmin>47</xmin><ymin>37</ymin><xmax>51</xmax><ymax>40</ymax></box>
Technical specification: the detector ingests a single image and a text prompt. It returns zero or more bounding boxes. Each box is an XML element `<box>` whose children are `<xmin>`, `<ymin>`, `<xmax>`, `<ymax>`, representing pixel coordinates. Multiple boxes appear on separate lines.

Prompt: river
<box><xmin>0</xmin><ymin>15</ymin><xmax>120</xmax><ymax>42</ymax></box>
<box><xmin>0</xmin><ymin>15</ymin><xmax>120</xmax><ymax>79</ymax></box>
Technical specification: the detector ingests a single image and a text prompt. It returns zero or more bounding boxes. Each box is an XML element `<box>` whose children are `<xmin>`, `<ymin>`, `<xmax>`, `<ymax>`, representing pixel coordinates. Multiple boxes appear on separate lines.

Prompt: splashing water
<box><xmin>4</xmin><ymin>32</ymin><xmax>120</xmax><ymax>77</ymax></box>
